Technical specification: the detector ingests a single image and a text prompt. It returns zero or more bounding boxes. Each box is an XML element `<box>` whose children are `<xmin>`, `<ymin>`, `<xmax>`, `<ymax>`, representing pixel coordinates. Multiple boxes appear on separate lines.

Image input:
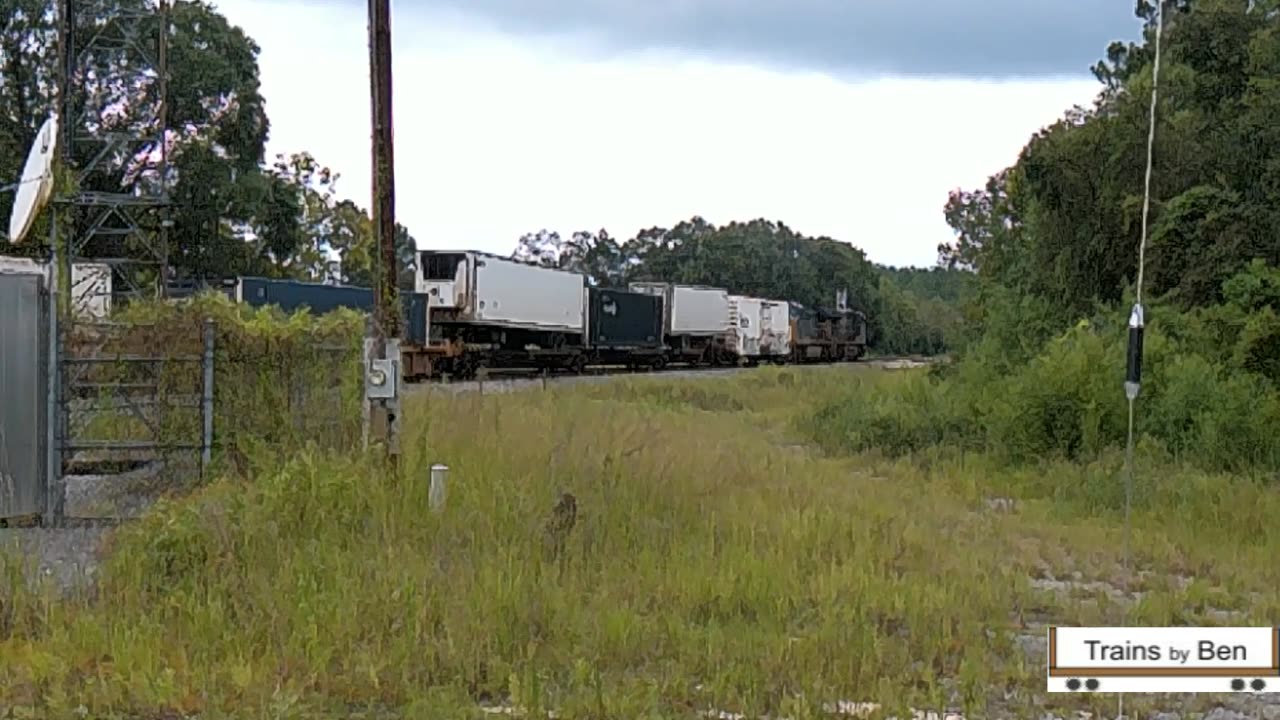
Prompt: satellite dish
<box><xmin>7</xmin><ymin>114</ymin><xmax>59</xmax><ymax>245</ymax></box>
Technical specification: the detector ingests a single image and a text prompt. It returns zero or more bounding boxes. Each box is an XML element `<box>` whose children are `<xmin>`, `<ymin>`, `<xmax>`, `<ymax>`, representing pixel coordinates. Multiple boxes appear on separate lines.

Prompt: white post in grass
<box><xmin>429</xmin><ymin>463</ymin><xmax>448</xmax><ymax>512</ymax></box>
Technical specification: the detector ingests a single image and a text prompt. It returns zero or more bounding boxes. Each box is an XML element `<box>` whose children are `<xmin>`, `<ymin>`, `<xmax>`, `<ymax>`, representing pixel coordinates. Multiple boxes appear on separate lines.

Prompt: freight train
<box><xmin>218</xmin><ymin>248</ymin><xmax>868</xmax><ymax>381</ymax></box>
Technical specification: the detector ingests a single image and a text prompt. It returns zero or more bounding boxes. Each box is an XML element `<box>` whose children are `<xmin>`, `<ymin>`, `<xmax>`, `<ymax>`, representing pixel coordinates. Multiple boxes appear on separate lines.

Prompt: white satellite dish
<box><xmin>7</xmin><ymin>114</ymin><xmax>59</xmax><ymax>245</ymax></box>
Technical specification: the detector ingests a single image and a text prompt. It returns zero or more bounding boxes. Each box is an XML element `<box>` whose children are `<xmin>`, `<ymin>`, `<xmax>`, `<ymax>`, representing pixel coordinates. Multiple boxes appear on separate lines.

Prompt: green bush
<box><xmin>802</xmin><ymin>372</ymin><xmax>977</xmax><ymax>456</ymax></box>
<box><xmin>978</xmin><ymin>322</ymin><xmax>1126</xmax><ymax>464</ymax></box>
<box><xmin>1147</xmin><ymin>354</ymin><xmax>1280</xmax><ymax>473</ymax></box>
<box><xmin>805</xmin><ymin>298</ymin><xmax>1280</xmax><ymax>476</ymax></box>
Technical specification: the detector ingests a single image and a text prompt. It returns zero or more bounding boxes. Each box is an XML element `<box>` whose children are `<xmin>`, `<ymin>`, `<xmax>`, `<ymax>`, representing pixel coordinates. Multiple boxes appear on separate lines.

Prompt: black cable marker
<box><xmin>1125</xmin><ymin>304</ymin><xmax>1144</xmax><ymax>397</ymax></box>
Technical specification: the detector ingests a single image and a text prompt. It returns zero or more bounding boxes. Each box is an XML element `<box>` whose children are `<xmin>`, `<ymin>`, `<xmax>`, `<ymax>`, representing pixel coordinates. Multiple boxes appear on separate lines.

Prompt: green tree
<box><xmin>513</xmin><ymin>228</ymin><xmax>627</xmax><ymax>286</ymax></box>
<box><xmin>941</xmin><ymin>0</ymin><xmax>1280</xmax><ymax>324</ymax></box>
<box><xmin>510</xmin><ymin>217</ymin><xmax>940</xmax><ymax>350</ymax></box>
<box><xmin>262</xmin><ymin>151</ymin><xmax>417</xmax><ymax>288</ymax></box>
<box><xmin>0</xmin><ymin>0</ymin><xmax>422</xmax><ymax>287</ymax></box>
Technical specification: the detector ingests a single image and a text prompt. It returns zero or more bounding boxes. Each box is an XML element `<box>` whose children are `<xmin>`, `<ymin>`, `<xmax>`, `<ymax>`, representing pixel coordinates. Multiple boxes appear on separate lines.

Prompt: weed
<box><xmin>0</xmin><ymin>365</ymin><xmax>1273</xmax><ymax>718</ymax></box>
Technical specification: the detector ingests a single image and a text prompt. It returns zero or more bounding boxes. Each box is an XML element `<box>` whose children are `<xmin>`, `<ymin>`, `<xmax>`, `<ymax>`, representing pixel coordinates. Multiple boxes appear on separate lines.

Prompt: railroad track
<box><xmin>409</xmin><ymin>356</ymin><xmax>935</xmax><ymax>395</ymax></box>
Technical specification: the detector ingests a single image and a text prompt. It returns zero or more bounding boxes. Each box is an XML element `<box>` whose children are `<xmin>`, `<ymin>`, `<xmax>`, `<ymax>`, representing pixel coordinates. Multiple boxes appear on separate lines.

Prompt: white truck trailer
<box><xmin>728</xmin><ymin>295</ymin><xmax>793</xmax><ymax>364</ymax></box>
<box><xmin>414</xmin><ymin>250</ymin><xmax>589</xmax><ymax>376</ymax></box>
<box><xmin>629</xmin><ymin>281</ymin><xmax>735</xmax><ymax>365</ymax></box>
<box><xmin>759</xmin><ymin>299</ymin><xmax>792</xmax><ymax>360</ymax></box>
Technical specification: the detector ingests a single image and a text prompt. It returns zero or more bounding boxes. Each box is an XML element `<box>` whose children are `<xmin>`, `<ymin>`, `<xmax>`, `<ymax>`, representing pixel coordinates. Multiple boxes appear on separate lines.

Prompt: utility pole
<box><xmin>365</xmin><ymin>0</ymin><xmax>401</xmax><ymax>463</ymax></box>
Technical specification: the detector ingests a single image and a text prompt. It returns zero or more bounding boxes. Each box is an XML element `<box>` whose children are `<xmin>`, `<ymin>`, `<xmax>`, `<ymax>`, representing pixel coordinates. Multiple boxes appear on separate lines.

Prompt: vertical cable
<box><xmin>1119</xmin><ymin>2</ymin><xmax>1165</xmax><ymax>717</ymax></box>
<box><xmin>1135</xmin><ymin>0</ymin><xmax>1165</xmax><ymax>310</ymax></box>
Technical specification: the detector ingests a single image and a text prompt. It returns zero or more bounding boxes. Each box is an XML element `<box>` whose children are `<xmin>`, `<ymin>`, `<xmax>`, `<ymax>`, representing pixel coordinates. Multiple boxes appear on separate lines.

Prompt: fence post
<box><xmin>46</xmin><ymin>287</ymin><xmax>64</xmax><ymax>527</ymax></box>
<box><xmin>201</xmin><ymin>317</ymin><xmax>215</xmax><ymax>479</ymax></box>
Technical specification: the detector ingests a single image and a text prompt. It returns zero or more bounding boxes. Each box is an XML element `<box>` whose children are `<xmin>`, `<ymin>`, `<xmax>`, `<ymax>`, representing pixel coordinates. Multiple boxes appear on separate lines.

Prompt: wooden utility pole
<box><xmin>366</xmin><ymin>0</ymin><xmax>401</xmax><ymax>462</ymax></box>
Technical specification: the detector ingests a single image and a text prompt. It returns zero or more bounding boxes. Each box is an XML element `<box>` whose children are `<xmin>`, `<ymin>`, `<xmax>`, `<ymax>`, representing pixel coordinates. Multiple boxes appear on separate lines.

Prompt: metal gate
<box><xmin>0</xmin><ymin>273</ymin><xmax>49</xmax><ymax>520</ymax></box>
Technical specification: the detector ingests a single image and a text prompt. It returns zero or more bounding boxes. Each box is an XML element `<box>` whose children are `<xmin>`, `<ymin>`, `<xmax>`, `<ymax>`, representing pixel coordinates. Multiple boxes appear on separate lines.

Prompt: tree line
<box><xmin>510</xmin><ymin>221</ymin><xmax>972</xmax><ymax>355</ymax></box>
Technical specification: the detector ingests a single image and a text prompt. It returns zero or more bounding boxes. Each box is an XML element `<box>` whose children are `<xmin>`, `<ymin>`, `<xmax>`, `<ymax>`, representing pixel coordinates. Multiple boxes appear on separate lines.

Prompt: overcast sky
<box><xmin>212</xmin><ymin>0</ymin><xmax>1139</xmax><ymax>268</ymax></box>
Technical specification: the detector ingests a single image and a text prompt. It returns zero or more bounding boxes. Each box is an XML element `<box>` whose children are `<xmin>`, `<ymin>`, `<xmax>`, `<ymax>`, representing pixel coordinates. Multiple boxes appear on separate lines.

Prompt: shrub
<box><xmin>85</xmin><ymin>292</ymin><xmax>365</xmax><ymax>474</ymax></box>
<box><xmin>802</xmin><ymin>372</ymin><xmax>977</xmax><ymax>457</ymax></box>
<box><xmin>804</xmin><ymin>306</ymin><xmax>1280</xmax><ymax>476</ymax></box>
<box><xmin>978</xmin><ymin>322</ymin><xmax>1127</xmax><ymax>464</ymax></box>
<box><xmin>1148</xmin><ymin>354</ymin><xmax>1280</xmax><ymax>473</ymax></box>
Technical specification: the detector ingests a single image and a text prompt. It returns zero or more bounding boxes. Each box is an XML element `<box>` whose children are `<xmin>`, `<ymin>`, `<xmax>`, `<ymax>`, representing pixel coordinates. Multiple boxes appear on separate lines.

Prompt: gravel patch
<box><xmin>1</xmin><ymin>455</ymin><xmax>187</xmax><ymax>595</ymax></box>
<box><xmin>0</xmin><ymin>524</ymin><xmax>110</xmax><ymax>595</ymax></box>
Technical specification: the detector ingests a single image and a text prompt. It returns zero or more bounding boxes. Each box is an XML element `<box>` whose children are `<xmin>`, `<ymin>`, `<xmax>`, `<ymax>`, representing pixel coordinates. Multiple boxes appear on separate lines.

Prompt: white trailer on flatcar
<box><xmin>759</xmin><ymin>299</ymin><xmax>792</xmax><ymax>359</ymax></box>
<box><xmin>728</xmin><ymin>295</ymin><xmax>764</xmax><ymax>358</ymax></box>
<box><xmin>412</xmin><ymin>249</ymin><xmax>588</xmax><ymax>377</ymax></box>
<box><xmin>417</xmin><ymin>250</ymin><xmax>585</xmax><ymax>333</ymax></box>
<box><xmin>629</xmin><ymin>281</ymin><xmax>735</xmax><ymax>365</ymax></box>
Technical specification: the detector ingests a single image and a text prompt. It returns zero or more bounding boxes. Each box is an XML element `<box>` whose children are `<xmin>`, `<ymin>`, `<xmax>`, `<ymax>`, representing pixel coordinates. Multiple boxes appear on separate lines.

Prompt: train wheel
<box><xmin>571</xmin><ymin>354</ymin><xmax>587</xmax><ymax>375</ymax></box>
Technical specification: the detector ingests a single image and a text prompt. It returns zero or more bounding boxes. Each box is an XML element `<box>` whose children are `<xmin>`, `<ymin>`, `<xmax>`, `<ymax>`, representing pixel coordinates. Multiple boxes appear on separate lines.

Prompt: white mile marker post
<box><xmin>429</xmin><ymin>463</ymin><xmax>448</xmax><ymax>512</ymax></box>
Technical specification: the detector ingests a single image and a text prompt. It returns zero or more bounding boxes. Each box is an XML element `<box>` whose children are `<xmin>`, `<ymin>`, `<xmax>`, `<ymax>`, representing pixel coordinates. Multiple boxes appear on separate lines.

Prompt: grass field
<box><xmin>1</xmin><ymin>365</ymin><xmax>1276</xmax><ymax>719</ymax></box>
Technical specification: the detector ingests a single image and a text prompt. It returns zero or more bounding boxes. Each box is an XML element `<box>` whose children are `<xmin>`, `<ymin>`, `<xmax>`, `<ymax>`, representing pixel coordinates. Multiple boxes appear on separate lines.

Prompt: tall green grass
<box><xmin>2</xmin><ymin>366</ymin><xmax>1277</xmax><ymax>719</ymax></box>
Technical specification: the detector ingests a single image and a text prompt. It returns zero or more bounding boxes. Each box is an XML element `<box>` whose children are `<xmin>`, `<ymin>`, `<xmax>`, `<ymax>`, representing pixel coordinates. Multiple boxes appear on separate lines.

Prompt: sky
<box><xmin>211</xmin><ymin>0</ymin><xmax>1140</xmax><ymax>269</ymax></box>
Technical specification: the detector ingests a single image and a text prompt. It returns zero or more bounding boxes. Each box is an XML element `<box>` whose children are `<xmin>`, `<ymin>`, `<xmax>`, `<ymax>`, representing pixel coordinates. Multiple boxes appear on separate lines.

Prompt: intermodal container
<box><xmin>418</xmin><ymin>250</ymin><xmax>587</xmax><ymax>333</ymax></box>
<box><xmin>629</xmin><ymin>281</ymin><xmax>733</xmax><ymax>337</ymax></box>
<box><xmin>406</xmin><ymin>293</ymin><xmax>429</xmax><ymax>346</ymax></box>
<box><xmin>586</xmin><ymin>286</ymin><xmax>663</xmax><ymax>349</ymax></box>
<box><xmin>237</xmin><ymin>277</ymin><xmax>374</xmax><ymax>315</ymax></box>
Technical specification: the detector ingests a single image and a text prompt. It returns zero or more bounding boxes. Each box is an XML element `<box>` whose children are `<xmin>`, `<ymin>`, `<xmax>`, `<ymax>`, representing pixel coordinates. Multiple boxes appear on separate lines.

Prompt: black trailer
<box><xmin>585</xmin><ymin>287</ymin><xmax>667</xmax><ymax>368</ymax></box>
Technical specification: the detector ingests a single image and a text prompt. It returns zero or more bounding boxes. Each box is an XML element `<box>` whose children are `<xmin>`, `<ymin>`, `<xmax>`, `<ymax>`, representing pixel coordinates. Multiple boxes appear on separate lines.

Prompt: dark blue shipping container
<box><xmin>238</xmin><ymin>277</ymin><xmax>375</xmax><ymax>315</ymax></box>
<box><xmin>406</xmin><ymin>293</ymin><xmax>429</xmax><ymax>345</ymax></box>
<box><xmin>587</xmin><ymin>287</ymin><xmax>663</xmax><ymax>349</ymax></box>
<box><xmin>237</xmin><ymin>277</ymin><xmax>431</xmax><ymax>346</ymax></box>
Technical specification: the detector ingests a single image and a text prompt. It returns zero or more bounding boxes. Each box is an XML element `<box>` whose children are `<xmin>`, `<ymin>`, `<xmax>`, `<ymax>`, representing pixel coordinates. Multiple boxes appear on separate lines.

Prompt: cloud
<box><xmin>386</xmin><ymin>0</ymin><xmax>1142</xmax><ymax>79</ymax></box>
<box><xmin>213</xmin><ymin>0</ymin><xmax>1106</xmax><ymax>269</ymax></box>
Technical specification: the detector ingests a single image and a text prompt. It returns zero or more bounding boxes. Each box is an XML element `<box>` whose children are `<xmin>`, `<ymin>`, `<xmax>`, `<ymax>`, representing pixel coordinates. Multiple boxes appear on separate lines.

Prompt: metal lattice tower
<box><xmin>58</xmin><ymin>0</ymin><xmax>170</xmax><ymax>305</ymax></box>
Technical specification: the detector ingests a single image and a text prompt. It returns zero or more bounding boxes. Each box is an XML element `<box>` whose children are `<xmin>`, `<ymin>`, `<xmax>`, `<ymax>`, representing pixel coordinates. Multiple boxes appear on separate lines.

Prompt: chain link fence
<box><xmin>57</xmin><ymin>296</ymin><xmax>364</xmax><ymax>519</ymax></box>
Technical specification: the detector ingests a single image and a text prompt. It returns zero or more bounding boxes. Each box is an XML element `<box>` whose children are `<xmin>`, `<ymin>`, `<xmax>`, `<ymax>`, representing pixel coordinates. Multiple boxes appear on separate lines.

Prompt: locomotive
<box><xmin>225</xmin><ymin>248</ymin><xmax>868</xmax><ymax>381</ymax></box>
